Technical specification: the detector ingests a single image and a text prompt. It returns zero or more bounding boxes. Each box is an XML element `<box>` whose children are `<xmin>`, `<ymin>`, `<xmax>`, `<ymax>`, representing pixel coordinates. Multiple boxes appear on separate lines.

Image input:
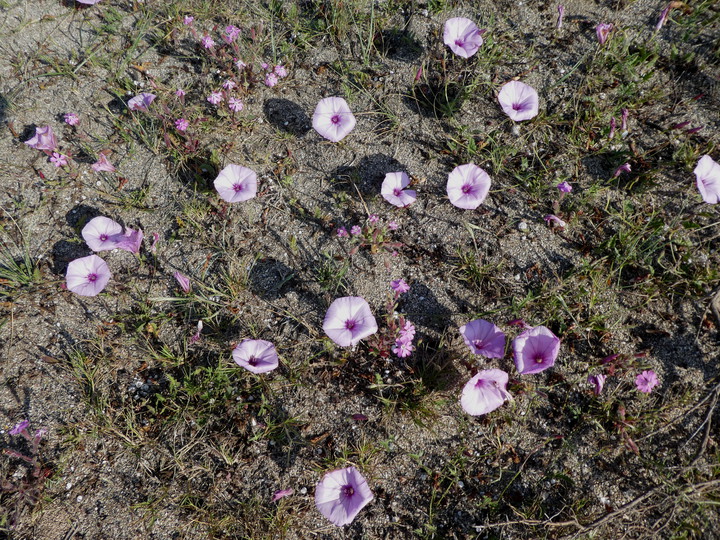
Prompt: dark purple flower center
<box><xmin>233</xmin><ymin>183</ymin><xmax>244</xmax><ymax>192</ymax></box>
<box><xmin>471</xmin><ymin>339</ymin><xmax>484</xmax><ymax>350</ymax></box>
<box><xmin>247</xmin><ymin>356</ymin><xmax>258</xmax><ymax>366</ymax></box>
<box><xmin>345</xmin><ymin>319</ymin><xmax>356</xmax><ymax>331</ymax></box>
<box><xmin>393</xmin><ymin>188</ymin><xmax>402</xmax><ymax>196</ymax></box>
<box><xmin>341</xmin><ymin>485</ymin><xmax>355</xmax><ymax>497</ymax></box>
<box><xmin>512</xmin><ymin>102</ymin><xmax>523</xmax><ymax>111</ymax></box>
<box><xmin>331</xmin><ymin>114</ymin><xmax>341</xmax><ymax>125</ymax></box>
<box><xmin>534</xmin><ymin>354</ymin><xmax>545</xmax><ymax>363</ymax></box>
<box><xmin>87</xmin><ymin>273</ymin><xmax>98</xmax><ymax>282</ymax></box>
<box><xmin>461</xmin><ymin>183</ymin><xmax>473</xmax><ymax>194</ymax></box>
<box><xmin>455</xmin><ymin>39</ymin><xmax>464</xmax><ymax>47</ymax></box>
<box><xmin>99</xmin><ymin>234</ymin><xmax>108</xmax><ymax>241</ymax></box>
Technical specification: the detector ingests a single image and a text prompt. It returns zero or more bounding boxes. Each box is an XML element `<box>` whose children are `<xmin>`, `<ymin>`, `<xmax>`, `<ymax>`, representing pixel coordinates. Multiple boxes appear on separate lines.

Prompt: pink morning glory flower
<box><xmin>272</xmin><ymin>489</ymin><xmax>294</xmax><ymax>502</ymax></box>
<box><xmin>274</xmin><ymin>64</ymin><xmax>287</xmax><ymax>78</ymax></box>
<box><xmin>459</xmin><ymin>319</ymin><xmax>506</xmax><ymax>359</ymax></box>
<box><xmin>91</xmin><ymin>154</ymin><xmax>116</xmax><ymax>172</ymax></box>
<box><xmin>128</xmin><ymin>93</ymin><xmax>156</xmax><ymax>112</ymax></box>
<box><xmin>544</xmin><ymin>214</ymin><xmax>566</xmax><ymax>228</ymax></box>
<box><xmin>381</xmin><ymin>172</ymin><xmax>417</xmax><ymax>208</ymax></box>
<box><xmin>82</xmin><ymin>216</ymin><xmax>142</xmax><ymax>253</ymax></box>
<box><xmin>512</xmin><ymin>325</ymin><xmax>560</xmax><ymax>375</ymax></box>
<box><xmin>596</xmin><ymin>23</ymin><xmax>613</xmax><ymax>45</ymax></box>
<box><xmin>694</xmin><ymin>155</ymin><xmax>720</xmax><ymax>204</ymax></box>
<box><xmin>201</xmin><ymin>35</ymin><xmax>215</xmax><ymax>48</ymax></box>
<box><xmin>613</xmin><ymin>163</ymin><xmax>631</xmax><ymax>177</ymax></box>
<box><xmin>312</xmin><ymin>97</ymin><xmax>356</xmax><ymax>143</ymax></box>
<box><xmin>461</xmin><ymin>369</ymin><xmax>512</xmax><ymax>416</ymax></box>
<box><xmin>390</xmin><ymin>278</ymin><xmax>410</xmax><ymax>294</ymax></box>
<box><xmin>557</xmin><ymin>181</ymin><xmax>572</xmax><ymax>193</ymax></box>
<box><xmin>66</xmin><ymin>255</ymin><xmax>111</xmax><ymax>297</ymax></box>
<box><xmin>446</xmin><ymin>163</ymin><xmax>491</xmax><ymax>210</ymax></box>
<box><xmin>635</xmin><ymin>370</ymin><xmax>659</xmax><ymax>393</ymax></box>
<box><xmin>24</xmin><ymin>125</ymin><xmax>57</xmax><ymax>151</ymax></box>
<box><xmin>557</xmin><ymin>5</ymin><xmax>565</xmax><ymax>29</ymax></box>
<box><xmin>50</xmin><ymin>152</ymin><xmax>68</xmax><ymax>167</ymax></box>
<box><xmin>443</xmin><ymin>17</ymin><xmax>484</xmax><ymax>58</ymax></box>
<box><xmin>350</xmin><ymin>225</ymin><xmax>362</xmax><ymax>235</ymax></box>
<box><xmin>64</xmin><ymin>113</ymin><xmax>79</xmax><ymax>126</ymax></box>
<box><xmin>656</xmin><ymin>4</ymin><xmax>671</xmax><ymax>31</ymax></box>
<box><xmin>207</xmin><ymin>92</ymin><xmax>223</xmax><ymax>105</ymax></box>
<box><xmin>265</xmin><ymin>73</ymin><xmax>279</xmax><ymax>87</ymax></box>
<box><xmin>588</xmin><ymin>374</ymin><xmax>606</xmax><ymax>395</ymax></box>
<box><xmin>174</xmin><ymin>271</ymin><xmax>191</xmax><ymax>293</ymax></box>
<box><xmin>213</xmin><ymin>164</ymin><xmax>258</xmax><ymax>203</ymax></box>
<box><xmin>175</xmin><ymin>118</ymin><xmax>189</xmax><ymax>131</ymax></box>
<box><xmin>337</xmin><ymin>227</ymin><xmax>349</xmax><ymax>238</ymax></box>
<box><xmin>228</xmin><ymin>98</ymin><xmax>244</xmax><ymax>112</ymax></box>
<box><xmin>498</xmin><ymin>81</ymin><xmax>539</xmax><ymax>122</ymax></box>
<box><xmin>323</xmin><ymin>296</ymin><xmax>378</xmax><ymax>347</ymax></box>
<box><xmin>315</xmin><ymin>466</ymin><xmax>374</xmax><ymax>527</ymax></box>
<box><xmin>232</xmin><ymin>339</ymin><xmax>279</xmax><ymax>374</ymax></box>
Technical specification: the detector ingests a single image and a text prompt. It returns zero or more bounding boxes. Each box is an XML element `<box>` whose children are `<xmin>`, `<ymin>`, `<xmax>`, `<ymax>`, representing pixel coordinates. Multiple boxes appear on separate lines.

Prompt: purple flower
<box><xmin>315</xmin><ymin>466</ymin><xmax>373</xmax><ymax>526</ymax></box>
<box><xmin>447</xmin><ymin>163</ymin><xmax>491</xmax><ymax>210</ymax></box>
<box><xmin>228</xmin><ymin>98</ymin><xmax>244</xmax><ymax>112</ymax></box>
<box><xmin>272</xmin><ymin>489</ymin><xmax>294</xmax><ymax>502</ymax></box>
<box><xmin>544</xmin><ymin>214</ymin><xmax>566</xmax><ymax>228</ymax></box>
<box><xmin>388</xmin><ymin>220</ymin><xmax>399</xmax><ymax>230</ymax></box>
<box><xmin>613</xmin><ymin>163</ymin><xmax>631</xmax><ymax>178</ymax></box>
<box><xmin>557</xmin><ymin>5</ymin><xmax>565</xmax><ymax>30</ymax></box>
<box><xmin>82</xmin><ymin>217</ymin><xmax>123</xmax><ymax>251</ymax></box>
<box><xmin>312</xmin><ymin>97</ymin><xmax>356</xmax><ymax>143</ymax></box>
<box><xmin>512</xmin><ymin>325</ymin><xmax>560</xmax><ymax>375</ymax></box>
<box><xmin>655</xmin><ymin>4</ymin><xmax>671</xmax><ymax>31</ymax></box>
<box><xmin>498</xmin><ymin>81</ymin><xmax>539</xmax><ymax>122</ymax></box>
<box><xmin>635</xmin><ymin>370</ymin><xmax>659</xmax><ymax>393</ymax></box>
<box><xmin>609</xmin><ymin>116</ymin><xmax>617</xmax><ymax>139</ymax></box>
<box><xmin>183</xmin><ymin>15</ymin><xmax>194</xmax><ymax>25</ymax></box>
<box><xmin>694</xmin><ymin>155</ymin><xmax>720</xmax><ymax>204</ymax></box>
<box><xmin>588</xmin><ymin>374</ymin><xmax>606</xmax><ymax>395</ymax></box>
<box><xmin>76</xmin><ymin>0</ymin><xmax>102</xmax><ymax>4</ymax></box>
<box><xmin>66</xmin><ymin>255</ymin><xmax>112</xmax><ymax>297</ymax></box>
<box><xmin>112</xmin><ymin>227</ymin><xmax>144</xmax><ymax>254</ymax></box>
<box><xmin>381</xmin><ymin>172</ymin><xmax>417</xmax><ymax>208</ymax></box>
<box><xmin>557</xmin><ymin>181</ymin><xmax>572</xmax><ymax>193</ymax></box>
<box><xmin>459</xmin><ymin>319</ymin><xmax>506</xmax><ymax>359</ymax></box>
<box><xmin>174</xmin><ymin>271</ymin><xmax>191</xmax><ymax>293</ymax></box>
<box><xmin>443</xmin><ymin>17</ymin><xmax>484</xmax><ymax>58</ymax></box>
<box><xmin>223</xmin><ymin>79</ymin><xmax>237</xmax><ymax>90</ymax></box>
<box><xmin>207</xmin><ymin>92</ymin><xmax>223</xmax><ymax>105</ymax></box>
<box><xmin>189</xmin><ymin>320</ymin><xmax>203</xmax><ymax>345</ymax></box>
<box><xmin>213</xmin><ymin>164</ymin><xmax>258</xmax><ymax>203</ymax></box>
<box><xmin>265</xmin><ymin>73</ymin><xmax>279</xmax><ymax>87</ymax></box>
<box><xmin>596</xmin><ymin>23</ymin><xmax>613</xmax><ymax>45</ymax></box>
<box><xmin>621</xmin><ymin>108</ymin><xmax>629</xmax><ymax>131</ymax></box>
<box><xmin>9</xmin><ymin>420</ymin><xmax>30</xmax><ymax>436</ymax></box>
<box><xmin>50</xmin><ymin>152</ymin><xmax>68</xmax><ymax>167</ymax></box>
<box><xmin>390</xmin><ymin>279</ymin><xmax>410</xmax><ymax>294</ymax></box>
<box><xmin>367</xmin><ymin>214</ymin><xmax>379</xmax><ymax>224</ymax></box>
<box><xmin>350</xmin><ymin>225</ymin><xmax>362</xmax><ymax>235</ymax></box>
<box><xmin>201</xmin><ymin>35</ymin><xmax>215</xmax><ymax>48</ymax></box>
<box><xmin>24</xmin><ymin>125</ymin><xmax>57</xmax><ymax>151</ymax></box>
<box><xmin>323</xmin><ymin>296</ymin><xmax>378</xmax><ymax>347</ymax></box>
<box><xmin>336</xmin><ymin>227</ymin><xmax>349</xmax><ymax>238</ymax></box>
<box><xmin>175</xmin><ymin>88</ymin><xmax>186</xmax><ymax>98</ymax></box>
<box><xmin>461</xmin><ymin>369</ymin><xmax>512</xmax><ymax>416</ymax></box>
<box><xmin>64</xmin><ymin>113</ymin><xmax>79</xmax><ymax>126</ymax></box>
<box><xmin>235</xmin><ymin>59</ymin><xmax>247</xmax><ymax>70</ymax></box>
<box><xmin>232</xmin><ymin>339</ymin><xmax>279</xmax><ymax>374</ymax></box>
<box><xmin>149</xmin><ymin>232</ymin><xmax>159</xmax><ymax>252</ymax></box>
<box><xmin>392</xmin><ymin>340</ymin><xmax>414</xmax><ymax>358</ymax></box>
<box><xmin>175</xmin><ymin>118</ymin><xmax>189</xmax><ymax>131</ymax></box>
<box><xmin>225</xmin><ymin>25</ymin><xmax>241</xmax><ymax>42</ymax></box>
<box><xmin>91</xmin><ymin>154</ymin><xmax>115</xmax><ymax>172</ymax></box>
<box><xmin>274</xmin><ymin>64</ymin><xmax>287</xmax><ymax>78</ymax></box>
<box><xmin>128</xmin><ymin>93</ymin><xmax>156</xmax><ymax>112</ymax></box>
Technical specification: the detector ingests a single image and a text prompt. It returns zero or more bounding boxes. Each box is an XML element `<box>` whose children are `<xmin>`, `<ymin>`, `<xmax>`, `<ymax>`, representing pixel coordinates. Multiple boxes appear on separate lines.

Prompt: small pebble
<box><xmin>518</xmin><ymin>221</ymin><xmax>528</xmax><ymax>231</ymax></box>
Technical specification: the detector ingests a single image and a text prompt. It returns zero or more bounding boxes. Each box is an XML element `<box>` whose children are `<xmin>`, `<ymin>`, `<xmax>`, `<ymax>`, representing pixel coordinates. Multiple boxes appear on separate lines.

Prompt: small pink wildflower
<box><xmin>557</xmin><ymin>5</ymin><xmax>565</xmax><ymax>30</ymax></box>
<box><xmin>390</xmin><ymin>279</ymin><xmax>410</xmax><ymax>294</ymax></box>
<box><xmin>368</xmin><ymin>214</ymin><xmax>379</xmax><ymax>224</ymax></box>
<box><xmin>91</xmin><ymin>154</ymin><xmax>115</xmax><ymax>172</ymax></box>
<box><xmin>272</xmin><ymin>489</ymin><xmax>294</xmax><ymax>502</ymax></box>
<box><xmin>64</xmin><ymin>113</ymin><xmax>79</xmax><ymax>126</ymax></box>
<box><xmin>189</xmin><ymin>320</ymin><xmax>203</xmax><ymax>345</ymax></box>
<box><xmin>655</xmin><ymin>4</ymin><xmax>671</xmax><ymax>31</ymax></box>
<box><xmin>336</xmin><ymin>227</ymin><xmax>348</xmax><ymax>238</ymax></box>
<box><xmin>225</xmin><ymin>25</ymin><xmax>241</xmax><ymax>43</ymax></box>
<box><xmin>175</xmin><ymin>118</ymin><xmax>189</xmax><ymax>131</ymax></box>
<box><xmin>635</xmin><ymin>370</ymin><xmax>659</xmax><ymax>393</ymax></box>
<box><xmin>557</xmin><ymin>181</ymin><xmax>572</xmax><ymax>193</ymax></box>
<box><xmin>175</xmin><ymin>88</ymin><xmax>186</xmax><ymax>98</ymax></box>
<box><xmin>183</xmin><ymin>15</ymin><xmax>194</xmax><ymax>25</ymax></box>
<box><xmin>207</xmin><ymin>92</ymin><xmax>223</xmax><ymax>105</ymax></box>
<box><xmin>228</xmin><ymin>98</ymin><xmax>244</xmax><ymax>112</ymax></box>
<box><xmin>388</xmin><ymin>221</ymin><xmax>399</xmax><ymax>230</ymax></box>
<box><xmin>596</xmin><ymin>23</ymin><xmax>613</xmax><ymax>45</ymax></box>
<box><xmin>613</xmin><ymin>163</ymin><xmax>631</xmax><ymax>177</ymax></box>
<box><xmin>350</xmin><ymin>225</ymin><xmax>362</xmax><ymax>236</ymax></box>
<box><xmin>544</xmin><ymin>214</ymin><xmax>566</xmax><ymax>228</ymax></box>
<box><xmin>235</xmin><ymin>59</ymin><xmax>247</xmax><ymax>70</ymax></box>
<box><xmin>223</xmin><ymin>79</ymin><xmax>237</xmax><ymax>90</ymax></box>
<box><xmin>609</xmin><ymin>117</ymin><xmax>617</xmax><ymax>139</ymax></box>
<box><xmin>174</xmin><ymin>271</ymin><xmax>191</xmax><ymax>293</ymax></box>
<box><xmin>588</xmin><ymin>374</ymin><xmax>606</xmax><ymax>395</ymax></box>
<box><xmin>50</xmin><ymin>152</ymin><xmax>68</xmax><ymax>167</ymax></box>
<box><xmin>274</xmin><ymin>64</ymin><xmax>287</xmax><ymax>78</ymax></box>
<box><xmin>201</xmin><ymin>35</ymin><xmax>215</xmax><ymax>49</ymax></box>
<box><xmin>265</xmin><ymin>73</ymin><xmax>279</xmax><ymax>87</ymax></box>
